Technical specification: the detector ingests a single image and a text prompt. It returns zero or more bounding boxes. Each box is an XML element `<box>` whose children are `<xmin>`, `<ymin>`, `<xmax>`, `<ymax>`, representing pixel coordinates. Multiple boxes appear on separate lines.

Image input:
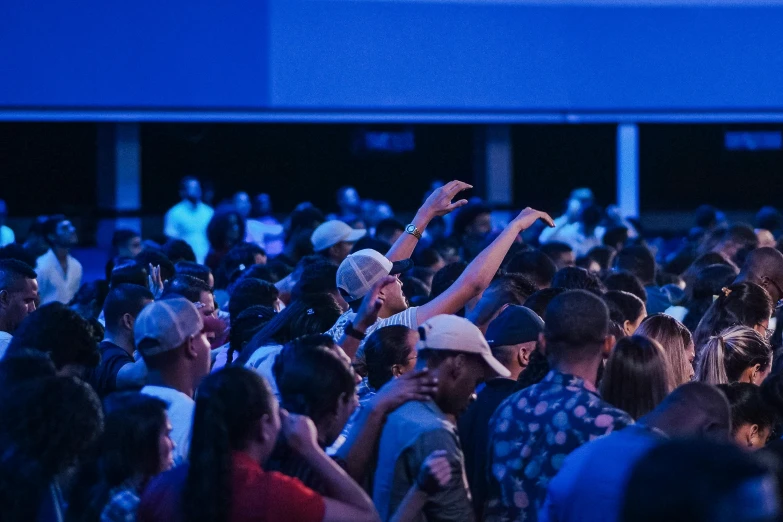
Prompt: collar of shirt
<box><xmin>543</xmin><ymin>369</ymin><xmax>598</xmax><ymax>393</ymax></box>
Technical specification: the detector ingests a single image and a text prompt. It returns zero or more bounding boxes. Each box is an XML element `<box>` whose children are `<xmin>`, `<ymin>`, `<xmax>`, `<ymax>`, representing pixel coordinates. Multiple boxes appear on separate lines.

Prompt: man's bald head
<box><xmin>735</xmin><ymin>247</ymin><xmax>783</xmax><ymax>303</ymax></box>
<box><xmin>641</xmin><ymin>382</ymin><xmax>731</xmax><ymax>440</ymax></box>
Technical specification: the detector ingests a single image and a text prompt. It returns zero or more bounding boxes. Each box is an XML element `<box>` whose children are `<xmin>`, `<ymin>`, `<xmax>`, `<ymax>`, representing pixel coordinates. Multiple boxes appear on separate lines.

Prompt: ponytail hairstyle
<box><xmin>235</xmin><ymin>293</ymin><xmax>341</xmax><ymax>367</ymax></box>
<box><xmin>273</xmin><ymin>334</ymin><xmax>355</xmax><ymax>427</ymax></box>
<box><xmin>183</xmin><ymin>367</ymin><xmax>275</xmax><ymax>522</ymax></box>
<box><xmin>692</xmin><ymin>282</ymin><xmax>772</xmax><ymax>351</ymax></box>
<box><xmin>695</xmin><ymin>325</ymin><xmax>772</xmax><ymax>385</ymax></box>
<box><xmin>224</xmin><ymin>305</ymin><xmax>277</xmax><ymax>365</ymax></box>
<box><xmin>636</xmin><ymin>314</ymin><xmax>694</xmax><ymax>388</ymax></box>
<box><xmin>599</xmin><ymin>335</ymin><xmax>672</xmax><ymax>420</ymax></box>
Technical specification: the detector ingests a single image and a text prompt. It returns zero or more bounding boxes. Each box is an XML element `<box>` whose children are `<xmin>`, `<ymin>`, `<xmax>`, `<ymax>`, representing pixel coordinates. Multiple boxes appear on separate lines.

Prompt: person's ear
<box><xmin>749</xmin><ymin>424</ymin><xmax>760</xmax><ymax>447</ymax></box>
<box><xmin>538</xmin><ymin>333</ymin><xmax>547</xmax><ymax>357</ymax></box>
<box><xmin>518</xmin><ymin>345</ymin><xmax>532</xmax><ymax>367</ymax></box>
<box><xmin>183</xmin><ymin>336</ymin><xmax>198</xmax><ymax>359</ymax></box>
<box><xmin>602</xmin><ymin>336</ymin><xmax>615</xmax><ymax>358</ymax></box>
<box><xmin>0</xmin><ymin>290</ymin><xmax>9</xmax><ymax>308</ymax></box>
<box><xmin>623</xmin><ymin>320</ymin><xmax>634</xmax><ymax>337</ymax></box>
<box><xmin>450</xmin><ymin>354</ymin><xmax>466</xmax><ymax>379</ymax></box>
<box><xmin>121</xmin><ymin>312</ymin><xmax>134</xmax><ymax>332</ymax></box>
<box><xmin>752</xmin><ymin>363</ymin><xmax>762</xmax><ymax>384</ymax></box>
<box><xmin>391</xmin><ymin>364</ymin><xmax>404</xmax><ymax>378</ymax></box>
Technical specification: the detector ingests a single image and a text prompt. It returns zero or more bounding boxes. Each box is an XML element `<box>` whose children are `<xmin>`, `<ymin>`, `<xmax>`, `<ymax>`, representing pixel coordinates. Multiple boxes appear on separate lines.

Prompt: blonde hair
<box><xmin>694</xmin><ymin>325</ymin><xmax>772</xmax><ymax>385</ymax></box>
<box><xmin>636</xmin><ymin>314</ymin><xmax>693</xmax><ymax>388</ymax></box>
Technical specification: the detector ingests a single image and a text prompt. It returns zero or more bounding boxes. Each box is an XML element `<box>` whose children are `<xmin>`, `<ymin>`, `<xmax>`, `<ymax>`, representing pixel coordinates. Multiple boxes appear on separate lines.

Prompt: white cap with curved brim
<box><xmin>336</xmin><ymin>249</ymin><xmax>412</xmax><ymax>302</ymax></box>
<box><xmin>416</xmin><ymin>314</ymin><xmax>511</xmax><ymax>378</ymax></box>
<box><xmin>311</xmin><ymin>220</ymin><xmax>367</xmax><ymax>252</ymax></box>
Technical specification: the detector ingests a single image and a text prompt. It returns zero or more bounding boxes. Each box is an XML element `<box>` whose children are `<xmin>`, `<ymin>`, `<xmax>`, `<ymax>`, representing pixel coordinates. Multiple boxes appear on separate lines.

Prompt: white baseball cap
<box><xmin>336</xmin><ymin>248</ymin><xmax>413</xmax><ymax>302</ymax></box>
<box><xmin>416</xmin><ymin>314</ymin><xmax>511</xmax><ymax>378</ymax></box>
<box><xmin>311</xmin><ymin>221</ymin><xmax>367</xmax><ymax>252</ymax></box>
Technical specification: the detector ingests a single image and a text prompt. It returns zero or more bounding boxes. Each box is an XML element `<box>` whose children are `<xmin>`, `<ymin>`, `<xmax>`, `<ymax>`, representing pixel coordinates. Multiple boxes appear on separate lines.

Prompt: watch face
<box><xmin>406</xmin><ymin>225</ymin><xmax>416</xmax><ymax>233</ymax></box>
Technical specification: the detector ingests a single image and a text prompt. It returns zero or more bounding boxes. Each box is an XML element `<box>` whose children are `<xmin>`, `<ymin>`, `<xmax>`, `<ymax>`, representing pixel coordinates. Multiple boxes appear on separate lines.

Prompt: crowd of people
<box><xmin>2</xmin><ymin>177</ymin><xmax>783</xmax><ymax>522</ymax></box>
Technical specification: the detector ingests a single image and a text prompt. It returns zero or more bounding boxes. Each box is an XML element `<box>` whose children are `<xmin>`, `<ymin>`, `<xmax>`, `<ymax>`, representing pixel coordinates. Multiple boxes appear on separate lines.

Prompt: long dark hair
<box><xmin>183</xmin><ymin>368</ymin><xmax>275</xmax><ymax>522</ymax></box>
<box><xmin>682</xmin><ymin>264</ymin><xmax>738</xmax><ymax>333</ymax></box>
<box><xmin>692</xmin><ymin>282</ymin><xmax>773</xmax><ymax>351</ymax></box>
<box><xmin>636</xmin><ymin>314</ymin><xmax>694</xmax><ymax>388</ymax></box>
<box><xmin>234</xmin><ymin>293</ymin><xmax>341</xmax><ymax>366</ymax></box>
<box><xmin>67</xmin><ymin>393</ymin><xmax>168</xmax><ymax>522</ymax></box>
<box><xmin>363</xmin><ymin>325</ymin><xmax>414</xmax><ymax>390</ymax></box>
<box><xmin>0</xmin><ymin>377</ymin><xmax>103</xmax><ymax>522</ymax></box>
<box><xmin>599</xmin><ymin>335</ymin><xmax>672</xmax><ymax>420</ymax></box>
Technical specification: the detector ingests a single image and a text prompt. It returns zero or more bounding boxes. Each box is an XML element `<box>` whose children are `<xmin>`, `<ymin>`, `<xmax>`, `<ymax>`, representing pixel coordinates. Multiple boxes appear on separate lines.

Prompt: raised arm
<box><xmin>386</xmin><ymin>181</ymin><xmax>472</xmax><ymax>263</ymax></box>
<box><xmin>416</xmin><ymin>208</ymin><xmax>554</xmax><ymax>324</ymax></box>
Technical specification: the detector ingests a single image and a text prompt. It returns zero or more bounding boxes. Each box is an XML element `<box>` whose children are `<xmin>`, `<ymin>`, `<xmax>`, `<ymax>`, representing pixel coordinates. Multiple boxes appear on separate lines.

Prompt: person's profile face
<box><xmin>192</xmin><ymin>331</ymin><xmax>212</xmax><ymax>377</ymax></box>
<box><xmin>55</xmin><ymin>220</ymin><xmax>78</xmax><ymax>247</ymax></box>
<box><xmin>555</xmin><ymin>251</ymin><xmax>576</xmax><ymax>270</ymax></box>
<box><xmin>198</xmin><ymin>291</ymin><xmax>216</xmax><ymax>319</ymax></box>
<box><xmin>122</xmin><ymin>236</ymin><xmax>143</xmax><ymax>258</ymax></box>
<box><xmin>3</xmin><ymin>278</ymin><xmax>38</xmax><ymax>332</ymax></box>
<box><xmin>380</xmin><ymin>275</ymin><xmax>408</xmax><ymax>315</ymax></box>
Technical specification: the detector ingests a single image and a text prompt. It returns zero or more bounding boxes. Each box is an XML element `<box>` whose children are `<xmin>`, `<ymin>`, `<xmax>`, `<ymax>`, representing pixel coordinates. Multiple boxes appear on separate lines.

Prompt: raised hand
<box><xmin>420</xmin><ymin>180</ymin><xmax>473</xmax><ymax>219</ymax></box>
<box><xmin>280</xmin><ymin>410</ymin><xmax>320</xmax><ymax>456</ymax></box>
<box><xmin>148</xmin><ymin>263</ymin><xmax>164</xmax><ymax>298</ymax></box>
<box><xmin>512</xmin><ymin>207</ymin><xmax>555</xmax><ymax>231</ymax></box>
<box><xmin>416</xmin><ymin>450</ymin><xmax>453</xmax><ymax>494</ymax></box>
<box><xmin>370</xmin><ymin>368</ymin><xmax>438</xmax><ymax>414</ymax></box>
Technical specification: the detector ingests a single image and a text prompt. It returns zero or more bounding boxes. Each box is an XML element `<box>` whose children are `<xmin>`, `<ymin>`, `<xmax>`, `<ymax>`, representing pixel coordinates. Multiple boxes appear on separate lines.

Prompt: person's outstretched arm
<box><xmin>386</xmin><ymin>181</ymin><xmax>471</xmax><ymax>263</ymax></box>
<box><xmin>283</xmin><ymin>412</ymin><xmax>381</xmax><ymax>522</ymax></box>
<box><xmin>416</xmin><ymin>208</ymin><xmax>554</xmax><ymax>324</ymax></box>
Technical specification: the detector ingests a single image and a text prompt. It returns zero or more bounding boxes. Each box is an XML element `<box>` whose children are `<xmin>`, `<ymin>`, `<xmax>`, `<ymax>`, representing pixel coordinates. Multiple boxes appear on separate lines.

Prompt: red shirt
<box><xmin>138</xmin><ymin>452</ymin><xmax>326</xmax><ymax>522</ymax></box>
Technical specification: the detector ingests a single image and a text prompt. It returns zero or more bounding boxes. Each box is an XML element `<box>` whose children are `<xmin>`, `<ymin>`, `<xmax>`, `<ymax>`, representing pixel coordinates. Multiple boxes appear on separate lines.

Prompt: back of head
<box><xmin>272</xmin><ymin>335</ymin><xmax>355</xmax><ymax>424</ymax></box>
<box><xmin>693</xmin><ymin>282</ymin><xmax>773</xmax><ymax>350</ymax></box>
<box><xmin>506</xmin><ymin>250</ymin><xmax>557</xmax><ymax>289</ymax></box>
<box><xmin>452</xmin><ymin>202</ymin><xmax>491</xmax><ymax>239</ymax></box>
<box><xmin>228</xmin><ymin>278</ymin><xmax>279</xmax><ymax>322</ymax></box>
<box><xmin>110</xmin><ymin>261</ymin><xmax>149</xmax><ymax>289</ymax></box>
<box><xmin>599</xmin><ymin>336</ymin><xmax>671</xmax><ymax>419</ymax></box>
<box><xmin>162</xmin><ymin>274</ymin><xmax>212</xmax><ymax>304</ymax></box>
<box><xmin>135</xmin><ymin>249</ymin><xmax>176</xmax><ymax>283</ymax></box>
<box><xmin>614</xmin><ymin>245</ymin><xmax>656</xmax><ymax>286</ymax></box>
<box><xmin>103</xmin><ymin>284</ymin><xmax>154</xmax><ymax>334</ymax></box>
<box><xmin>0</xmin><ymin>348</ymin><xmax>56</xmax><ymax>390</ymax></box>
<box><xmin>690</xmin><ymin>264</ymin><xmax>740</xmax><ymax>301</ymax></box>
<box><xmin>215</xmin><ymin>243</ymin><xmax>266</xmax><ymax>289</ymax></box>
<box><xmin>695</xmin><ymin>204</ymin><xmax>719</xmax><ymax>229</ymax></box>
<box><xmin>7</xmin><ymin>302</ymin><xmax>100</xmax><ymax>372</ymax></box>
<box><xmin>695</xmin><ymin>325</ymin><xmax>772</xmax><ymax>385</ymax></box>
<box><xmin>431</xmin><ymin>261</ymin><xmax>468</xmax><ymax>299</ymax></box>
<box><xmin>603</xmin><ymin>270</ymin><xmax>648</xmax><ymax>302</ymax></box>
<box><xmin>552</xmin><ymin>266</ymin><xmax>605</xmax><ymax>294</ymax></box>
<box><xmin>100</xmin><ymin>392</ymin><xmax>169</xmax><ymax>485</ymax></box>
<box><xmin>0</xmin><ymin>376</ymin><xmax>103</xmax><ymax>522</ymax></box>
<box><xmin>241</xmin><ymin>293</ymin><xmax>342</xmax><ymax>361</ymax></box>
<box><xmin>0</xmin><ymin>243</ymin><xmax>38</xmax><ymax>268</ymax></box>
<box><xmin>540</xmin><ymin>242</ymin><xmax>574</xmax><ymax>262</ymax></box>
<box><xmin>645</xmin><ymin>381</ymin><xmax>731</xmax><ymax>439</ymax></box>
<box><xmin>375</xmin><ymin>218</ymin><xmax>405</xmax><ymax>243</ymax></box>
<box><xmin>636</xmin><ymin>314</ymin><xmax>694</xmax><ymax>388</ymax></box>
<box><xmin>238</xmin><ymin>263</ymin><xmax>278</xmax><ymax>285</ymax></box>
<box><xmin>364</xmin><ymin>325</ymin><xmax>414</xmax><ymax>390</ymax></box>
<box><xmin>603</xmin><ymin>290</ymin><xmax>646</xmax><ymax>325</ymax></box>
<box><xmin>291</xmin><ymin>259</ymin><xmax>338</xmax><ymax>301</ymax></box>
<box><xmin>737</xmin><ymin>247</ymin><xmax>783</xmax><ymax>289</ymax></box>
<box><xmin>717</xmin><ymin>382</ymin><xmax>780</xmax><ymax>439</ymax></box>
<box><xmin>602</xmin><ymin>227</ymin><xmax>628</xmax><ymax>250</ymax></box>
<box><xmin>586</xmin><ymin>245</ymin><xmax>617</xmax><ymax>271</ymax></box>
<box><xmin>756</xmin><ymin>206</ymin><xmax>783</xmax><ymax>232</ymax></box>
<box><xmin>229</xmin><ymin>305</ymin><xmax>276</xmax><ymax>358</ymax></box>
<box><xmin>184</xmin><ymin>367</ymin><xmax>274</xmax><ymax>522</ymax></box>
<box><xmin>523</xmin><ymin>288</ymin><xmax>565</xmax><ymax>320</ymax></box>
<box><xmin>471</xmin><ymin>273</ymin><xmax>538</xmax><ymax>326</ymax></box>
<box><xmin>163</xmin><ymin>239</ymin><xmax>197</xmax><ymax>264</ymax></box>
<box><xmin>175</xmin><ymin>261</ymin><xmax>212</xmax><ymax>286</ymax></box>
<box><xmin>544</xmin><ymin>290</ymin><xmax>609</xmax><ymax>364</ymax></box>
<box><xmin>621</xmin><ymin>439</ymin><xmax>776</xmax><ymax>522</ymax></box>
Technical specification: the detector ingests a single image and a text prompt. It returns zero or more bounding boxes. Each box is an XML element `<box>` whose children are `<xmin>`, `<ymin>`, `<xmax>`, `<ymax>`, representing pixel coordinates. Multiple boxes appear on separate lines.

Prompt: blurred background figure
<box><xmin>164</xmin><ymin>177</ymin><xmax>213</xmax><ymax>264</ymax></box>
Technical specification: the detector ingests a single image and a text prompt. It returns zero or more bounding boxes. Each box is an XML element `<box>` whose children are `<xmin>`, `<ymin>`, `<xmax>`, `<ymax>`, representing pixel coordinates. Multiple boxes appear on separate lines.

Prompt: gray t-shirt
<box><xmin>373</xmin><ymin>400</ymin><xmax>474</xmax><ymax>522</ymax></box>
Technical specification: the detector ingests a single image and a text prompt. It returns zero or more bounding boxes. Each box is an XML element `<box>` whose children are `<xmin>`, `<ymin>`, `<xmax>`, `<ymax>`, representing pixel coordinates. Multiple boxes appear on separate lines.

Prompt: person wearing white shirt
<box><xmin>35</xmin><ymin>216</ymin><xmax>82</xmax><ymax>305</ymax></box>
<box><xmin>135</xmin><ymin>298</ymin><xmax>212</xmax><ymax>464</ymax></box>
<box><xmin>0</xmin><ymin>200</ymin><xmax>14</xmax><ymax>247</ymax></box>
<box><xmin>0</xmin><ymin>259</ymin><xmax>39</xmax><ymax>359</ymax></box>
<box><xmin>164</xmin><ymin>177</ymin><xmax>214</xmax><ymax>264</ymax></box>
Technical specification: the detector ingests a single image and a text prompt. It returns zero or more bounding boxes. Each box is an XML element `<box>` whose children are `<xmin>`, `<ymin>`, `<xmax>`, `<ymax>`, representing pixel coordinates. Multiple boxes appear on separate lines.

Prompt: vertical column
<box><xmin>616</xmin><ymin>123</ymin><xmax>640</xmax><ymax>218</ymax></box>
<box><xmin>97</xmin><ymin>123</ymin><xmax>142</xmax><ymax>249</ymax></box>
<box><xmin>474</xmin><ymin>124</ymin><xmax>514</xmax><ymax>225</ymax></box>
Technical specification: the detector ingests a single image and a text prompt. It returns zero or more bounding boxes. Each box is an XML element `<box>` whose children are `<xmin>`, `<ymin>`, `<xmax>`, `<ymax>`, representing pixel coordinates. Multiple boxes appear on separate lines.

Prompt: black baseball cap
<box><xmin>485</xmin><ymin>305</ymin><xmax>545</xmax><ymax>348</ymax></box>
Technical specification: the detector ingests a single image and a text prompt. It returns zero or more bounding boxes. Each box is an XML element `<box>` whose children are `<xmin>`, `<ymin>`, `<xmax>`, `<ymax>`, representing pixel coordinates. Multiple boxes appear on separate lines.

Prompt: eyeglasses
<box><xmin>758</xmin><ymin>323</ymin><xmax>774</xmax><ymax>341</ymax></box>
<box><xmin>768</xmin><ymin>279</ymin><xmax>783</xmax><ymax>310</ymax></box>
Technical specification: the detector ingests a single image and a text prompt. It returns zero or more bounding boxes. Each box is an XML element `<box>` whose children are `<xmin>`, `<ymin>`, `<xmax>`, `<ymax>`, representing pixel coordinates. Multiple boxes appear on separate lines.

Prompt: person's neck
<box><xmin>103</xmin><ymin>331</ymin><xmax>135</xmax><ymax>356</ymax></box>
<box><xmin>552</xmin><ymin>358</ymin><xmax>601</xmax><ymax>390</ymax></box>
<box><xmin>505</xmin><ymin>364</ymin><xmax>524</xmax><ymax>382</ymax></box>
<box><xmin>53</xmin><ymin>246</ymin><xmax>69</xmax><ymax>261</ymax></box>
<box><xmin>184</xmin><ymin>199</ymin><xmax>199</xmax><ymax>209</ymax></box>
<box><xmin>145</xmin><ymin>368</ymin><xmax>195</xmax><ymax>398</ymax></box>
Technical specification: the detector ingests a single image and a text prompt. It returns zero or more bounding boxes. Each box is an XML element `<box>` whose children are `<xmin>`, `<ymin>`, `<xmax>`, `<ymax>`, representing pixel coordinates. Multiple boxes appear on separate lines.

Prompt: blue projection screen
<box><xmin>3</xmin><ymin>0</ymin><xmax>783</xmax><ymax>121</ymax></box>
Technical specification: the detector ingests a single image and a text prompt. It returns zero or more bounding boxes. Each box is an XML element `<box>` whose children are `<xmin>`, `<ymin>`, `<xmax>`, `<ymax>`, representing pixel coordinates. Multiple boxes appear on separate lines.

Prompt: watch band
<box><xmin>406</xmin><ymin>224</ymin><xmax>423</xmax><ymax>240</ymax></box>
<box><xmin>345</xmin><ymin>323</ymin><xmax>367</xmax><ymax>341</ymax></box>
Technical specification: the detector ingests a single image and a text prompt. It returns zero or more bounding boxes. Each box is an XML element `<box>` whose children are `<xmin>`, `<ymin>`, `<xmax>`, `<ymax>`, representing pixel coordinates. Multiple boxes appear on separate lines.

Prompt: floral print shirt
<box><xmin>484</xmin><ymin>370</ymin><xmax>633</xmax><ymax>522</ymax></box>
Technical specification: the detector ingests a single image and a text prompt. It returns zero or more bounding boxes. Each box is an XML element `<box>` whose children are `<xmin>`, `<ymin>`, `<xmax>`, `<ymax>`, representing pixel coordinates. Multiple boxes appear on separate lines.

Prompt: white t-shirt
<box><xmin>141</xmin><ymin>385</ymin><xmax>195</xmax><ymax>464</ymax></box>
<box><xmin>0</xmin><ymin>331</ymin><xmax>12</xmax><ymax>359</ymax></box>
<box><xmin>244</xmin><ymin>344</ymin><xmax>283</xmax><ymax>399</ymax></box>
<box><xmin>327</xmin><ymin>307</ymin><xmax>420</xmax><ymax>350</ymax></box>
<box><xmin>0</xmin><ymin>226</ymin><xmax>14</xmax><ymax>248</ymax></box>
<box><xmin>35</xmin><ymin>249</ymin><xmax>83</xmax><ymax>305</ymax></box>
<box><xmin>164</xmin><ymin>201</ymin><xmax>214</xmax><ymax>264</ymax></box>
